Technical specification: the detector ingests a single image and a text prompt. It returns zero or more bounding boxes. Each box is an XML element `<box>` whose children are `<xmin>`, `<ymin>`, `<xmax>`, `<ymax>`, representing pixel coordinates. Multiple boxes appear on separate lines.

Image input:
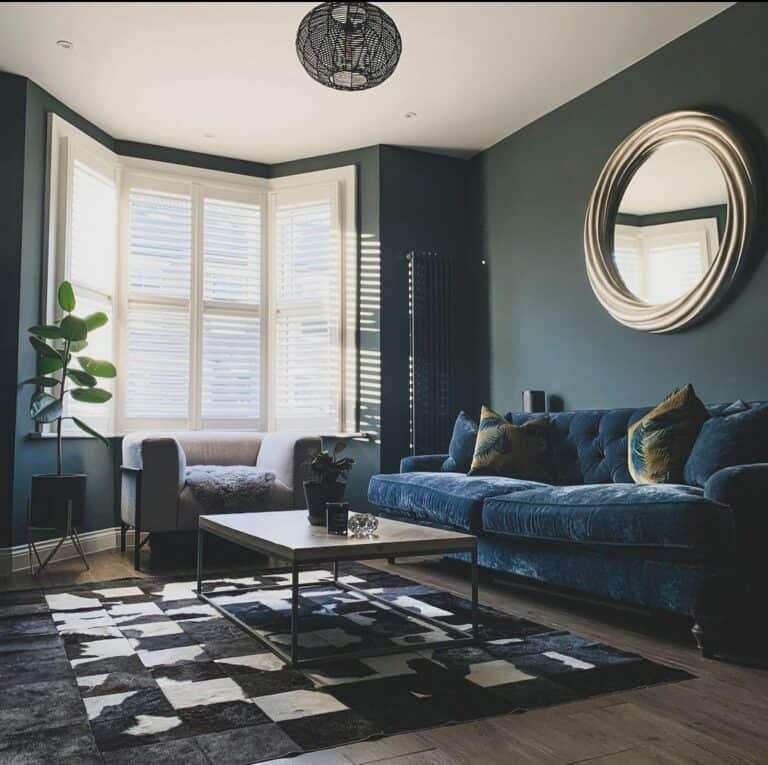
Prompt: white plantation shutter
<box><xmin>613</xmin><ymin>233</ymin><xmax>642</xmax><ymax>297</ymax></box>
<box><xmin>201</xmin><ymin>195</ymin><xmax>263</xmax><ymax>424</ymax></box>
<box><xmin>645</xmin><ymin>240</ymin><xmax>707</xmax><ymax>303</ymax></box>
<box><xmin>272</xmin><ymin>185</ymin><xmax>342</xmax><ymax>431</ymax></box>
<box><xmin>123</xmin><ymin>181</ymin><xmax>193</xmax><ymax>425</ymax></box>
<box><xmin>70</xmin><ymin>159</ymin><xmax>118</xmax><ymax>295</ymax></box>
<box><xmin>203</xmin><ymin>198</ymin><xmax>261</xmax><ymax>304</ymax></box>
<box><xmin>63</xmin><ymin>153</ymin><xmax>118</xmax><ymax>434</ymax></box>
<box><xmin>125</xmin><ymin>305</ymin><xmax>190</xmax><ymax>419</ymax></box>
<box><xmin>127</xmin><ymin>188</ymin><xmax>192</xmax><ymax>298</ymax></box>
<box><xmin>202</xmin><ymin>312</ymin><xmax>261</xmax><ymax>420</ymax></box>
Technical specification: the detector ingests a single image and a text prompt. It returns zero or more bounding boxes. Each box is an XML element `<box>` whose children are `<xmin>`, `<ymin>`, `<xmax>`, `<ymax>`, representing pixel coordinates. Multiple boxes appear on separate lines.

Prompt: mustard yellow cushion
<box><xmin>628</xmin><ymin>384</ymin><xmax>709</xmax><ymax>484</ymax></box>
<box><xmin>468</xmin><ymin>406</ymin><xmax>553</xmax><ymax>482</ymax></box>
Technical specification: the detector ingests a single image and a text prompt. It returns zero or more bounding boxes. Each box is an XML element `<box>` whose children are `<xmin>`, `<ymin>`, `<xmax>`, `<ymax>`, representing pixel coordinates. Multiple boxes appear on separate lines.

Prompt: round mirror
<box><xmin>585</xmin><ymin>111</ymin><xmax>756</xmax><ymax>333</ymax></box>
<box><xmin>613</xmin><ymin>141</ymin><xmax>728</xmax><ymax>305</ymax></box>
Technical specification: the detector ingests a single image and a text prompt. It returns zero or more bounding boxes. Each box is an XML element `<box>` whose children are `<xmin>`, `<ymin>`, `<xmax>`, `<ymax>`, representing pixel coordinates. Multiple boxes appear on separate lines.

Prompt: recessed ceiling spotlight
<box><xmin>404</xmin><ymin>112</ymin><xmax>418</xmax><ymax>119</ymax></box>
<box><xmin>203</xmin><ymin>132</ymin><xmax>215</xmax><ymax>139</ymax></box>
<box><xmin>56</xmin><ymin>39</ymin><xmax>74</xmax><ymax>49</ymax></box>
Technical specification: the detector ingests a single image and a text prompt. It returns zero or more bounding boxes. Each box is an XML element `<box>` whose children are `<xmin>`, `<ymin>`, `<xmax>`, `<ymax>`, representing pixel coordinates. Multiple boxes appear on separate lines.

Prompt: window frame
<box><xmin>45</xmin><ymin>115</ymin><xmax>121</xmax><ymax>435</ymax></box>
<box><xmin>45</xmin><ymin>116</ymin><xmax>357</xmax><ymax>436</ymax></box>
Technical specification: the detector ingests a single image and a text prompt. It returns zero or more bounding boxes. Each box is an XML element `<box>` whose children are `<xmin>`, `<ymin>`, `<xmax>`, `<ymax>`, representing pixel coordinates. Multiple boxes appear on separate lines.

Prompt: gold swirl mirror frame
<box><xmin>584</xmin><ymin>110</ymin><xmax>757</xmax><ymax>333</ymax></box>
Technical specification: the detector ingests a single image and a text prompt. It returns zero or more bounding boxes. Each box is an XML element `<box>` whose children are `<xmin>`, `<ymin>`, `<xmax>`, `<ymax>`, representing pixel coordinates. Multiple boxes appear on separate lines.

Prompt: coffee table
<box><xmin>196</xmin><ymin>510</ymin><xmax>479</xmax><ymax>667</ymax></box>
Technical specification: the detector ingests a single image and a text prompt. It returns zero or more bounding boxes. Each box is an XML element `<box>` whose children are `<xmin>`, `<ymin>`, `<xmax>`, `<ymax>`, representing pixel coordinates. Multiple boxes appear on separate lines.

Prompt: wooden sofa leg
<box><xmin>692</xmin><ymin>620</ymin><xmax>722</xmax><ymax>659</ymax></box>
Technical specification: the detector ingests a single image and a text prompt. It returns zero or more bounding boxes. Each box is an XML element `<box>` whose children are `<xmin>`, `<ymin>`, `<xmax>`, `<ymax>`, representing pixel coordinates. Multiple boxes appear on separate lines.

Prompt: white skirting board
<box><xmin>0</xmin><ymin>526</ymin><xmax>137</xmax><ymax>574</ymax></box>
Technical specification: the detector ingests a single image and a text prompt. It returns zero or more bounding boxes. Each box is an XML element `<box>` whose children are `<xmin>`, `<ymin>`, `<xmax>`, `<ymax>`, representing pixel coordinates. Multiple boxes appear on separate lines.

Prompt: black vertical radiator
<box><xmin>407</xmin><ymin>251</ymin><xmax>452</xmax><ymax>456</ymax></box>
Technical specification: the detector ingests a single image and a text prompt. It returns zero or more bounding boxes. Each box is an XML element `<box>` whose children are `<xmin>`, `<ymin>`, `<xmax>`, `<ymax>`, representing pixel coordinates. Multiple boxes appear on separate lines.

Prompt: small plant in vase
<box><xmin>304</xmin><ymin>442</ymin><xmax>355</xmax><ymax>526</ymax></box>
<box><xmin>20</xmin><ymin>280</ymin><xmax>117</xmax><ymax>546</ymax></box>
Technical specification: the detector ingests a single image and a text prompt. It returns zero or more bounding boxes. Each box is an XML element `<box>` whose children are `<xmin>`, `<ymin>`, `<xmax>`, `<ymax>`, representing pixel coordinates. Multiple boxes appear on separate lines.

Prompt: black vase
<box><xmin>303</xmin><ymin>480</ymin><xmax>347</xmax><ymax>526</ymax></box>
<box><xmin>30</xmin><ymin>474</ymin><xmax>87</xmax><ymax>529</ymax></box>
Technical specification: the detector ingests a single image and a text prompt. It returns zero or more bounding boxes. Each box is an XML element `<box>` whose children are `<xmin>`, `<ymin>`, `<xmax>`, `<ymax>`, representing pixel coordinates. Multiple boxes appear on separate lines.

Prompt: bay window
<box><xmin>47</xmin><ymin>115</ymin><xmax>356</xmax><ymax>435</ymax></box>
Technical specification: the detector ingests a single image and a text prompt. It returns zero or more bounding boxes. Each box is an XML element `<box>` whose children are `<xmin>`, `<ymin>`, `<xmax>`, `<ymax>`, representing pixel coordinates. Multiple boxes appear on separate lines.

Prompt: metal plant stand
<box><xmin>27</xmin><ymin>500</ymin><xmax>90</xmax><ymax>574</ymax></box>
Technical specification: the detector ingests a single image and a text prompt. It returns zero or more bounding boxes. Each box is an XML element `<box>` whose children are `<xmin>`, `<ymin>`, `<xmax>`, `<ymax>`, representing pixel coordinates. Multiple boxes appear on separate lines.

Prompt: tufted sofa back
<box><xmin>505</xmin><ymin>402</ymin><xmax>757</xmax><ymax>486</ymax></box>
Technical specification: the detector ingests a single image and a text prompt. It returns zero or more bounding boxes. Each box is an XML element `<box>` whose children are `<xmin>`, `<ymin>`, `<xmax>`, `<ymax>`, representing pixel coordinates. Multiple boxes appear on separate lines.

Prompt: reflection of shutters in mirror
<box><xmin>613</xmin><ymin>234</ymin><xmax>642</xmax><ymax>296</ymax></box>
<box><xmin>644</xmin><ymin>232</ymin><xmax>709</xmax><ymax>304</ymax></box>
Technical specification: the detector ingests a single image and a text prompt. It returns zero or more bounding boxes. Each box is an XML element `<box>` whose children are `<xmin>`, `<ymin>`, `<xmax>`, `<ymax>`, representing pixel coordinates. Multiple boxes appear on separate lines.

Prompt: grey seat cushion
<box><xmin>482</xmin><ymin>483</ymin><xmax>732</xmax><ymax>559</ymax></box>
<box><xmin>184</xmin><ymin>465</ymin><xmax>276</xmax><ymax>515</ymax></box>
<box><xmin>367</xmin><ymin>472</ymin><xmax>549</xmax><ymax>531</ymax></box>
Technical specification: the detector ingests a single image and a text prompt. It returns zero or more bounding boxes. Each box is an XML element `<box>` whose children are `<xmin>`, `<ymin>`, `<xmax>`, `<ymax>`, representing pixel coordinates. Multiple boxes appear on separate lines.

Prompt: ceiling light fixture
<box><xmin>296</xmin><ymin>2</ymin><xmax>402</xmax><ymax>92</ymax></box>
<box><xmin>56</xmin><ymin>39</ymin><xmax>74</xmax><ymax>49</ymax></box>
<box><xmin>404</xmin><ymin>112</ymin><xmax>418</xmax><ymax>119</ymax></box>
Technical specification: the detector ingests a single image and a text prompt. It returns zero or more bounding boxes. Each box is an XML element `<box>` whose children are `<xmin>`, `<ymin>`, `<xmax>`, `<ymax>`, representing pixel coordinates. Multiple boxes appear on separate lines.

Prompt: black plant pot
<box><xmin>303</xmin><ymin>480</ymin><xmax>347</xmax><ymax>526</ymax></box>
<box><xmin>30</xmin><ymin>474</ymin><xmax>87</xmax><ymax>530</ymax></box>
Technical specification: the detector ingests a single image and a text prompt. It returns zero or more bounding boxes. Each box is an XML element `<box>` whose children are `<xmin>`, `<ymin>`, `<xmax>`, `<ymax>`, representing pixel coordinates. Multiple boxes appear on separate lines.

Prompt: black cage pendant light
<box><xmin>296</xmin><ymin>2</ymin><xmax>402</xmax><ymax>91</ymax></box>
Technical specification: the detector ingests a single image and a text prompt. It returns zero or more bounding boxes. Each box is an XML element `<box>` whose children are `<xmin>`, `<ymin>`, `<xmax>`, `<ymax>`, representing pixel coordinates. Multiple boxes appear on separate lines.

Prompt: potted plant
<box><xmin>304</xmin><ymin>442</ymin><xmax>355</xmax><ymax>526</ymax></box>
<box><xmin>20</xmin><ymin>280</ymin><xmax>116</xmax><ymax>529</ymax></box>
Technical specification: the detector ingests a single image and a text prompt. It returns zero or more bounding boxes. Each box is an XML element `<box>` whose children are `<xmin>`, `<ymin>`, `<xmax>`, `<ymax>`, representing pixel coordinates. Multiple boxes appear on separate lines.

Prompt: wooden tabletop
<box><xmin>198</xmin><ymin>510</ymin><xmax>476</xmax><ymax>563</ymax></box>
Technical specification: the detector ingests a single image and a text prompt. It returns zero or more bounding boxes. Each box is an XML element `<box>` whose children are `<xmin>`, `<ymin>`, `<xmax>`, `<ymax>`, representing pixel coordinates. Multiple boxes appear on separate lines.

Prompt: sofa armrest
<box><xmin>704</xmin><ymin>463</ymin><xmax>768</xmax><ymax>565</ymax></box>
<box><xmin>400</xmin><ymin>454</ymin><xmax>448</xmax><ymax>473</ymax></box>
<box><xmin>256</xmin><ymin>432</ymin><xmax>321</xmax><ymax>508</ymax></box>
<box><xmin>121</xmin><ymin>435</ymin><xmax>186</xmax><ymax>532</ymax></box>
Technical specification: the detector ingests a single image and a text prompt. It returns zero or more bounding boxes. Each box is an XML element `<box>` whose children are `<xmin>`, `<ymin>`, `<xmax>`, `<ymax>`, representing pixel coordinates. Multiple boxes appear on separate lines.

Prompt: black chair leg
<box><xmin>120</xmin><ymin>522</ymin><xmax>127</xmax><ymax>553</ymax></box>
<box><xmin>134</xmin><ymin>530</ymin><xmax>141</xmax><ymax>571</ymax></box>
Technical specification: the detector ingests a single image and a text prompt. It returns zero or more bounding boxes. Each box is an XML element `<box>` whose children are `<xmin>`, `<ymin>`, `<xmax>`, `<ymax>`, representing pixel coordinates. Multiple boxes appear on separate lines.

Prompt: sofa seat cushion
<box><xmin>482</xmin><ymin>483</ymin><xmax>732</xmax><ymax>559</ymax></box>
<box><xmin>177</xmin><ymin>466</ymin><xmax>285</xmax><ymax>530</ymax></box>
<box><xmin>368</xmin><ymin>472</ymin><xmax>548</xmax><ymax>532</ymax></box>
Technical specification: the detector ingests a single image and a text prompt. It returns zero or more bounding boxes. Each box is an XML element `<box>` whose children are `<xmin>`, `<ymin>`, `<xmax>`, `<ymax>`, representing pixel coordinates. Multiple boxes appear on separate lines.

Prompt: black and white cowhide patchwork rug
<box><xmin>0</xmin><ymin>563</ymin><xmax>692</xmax><ymax>764</ymax></box>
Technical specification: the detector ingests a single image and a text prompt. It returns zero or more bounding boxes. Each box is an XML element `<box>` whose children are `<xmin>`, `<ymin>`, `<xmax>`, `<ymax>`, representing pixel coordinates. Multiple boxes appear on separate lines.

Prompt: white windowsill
<box><xmin>27</xmin><ymin>432</ymin><xmax>122</xmax><ymax>441</ymax></box>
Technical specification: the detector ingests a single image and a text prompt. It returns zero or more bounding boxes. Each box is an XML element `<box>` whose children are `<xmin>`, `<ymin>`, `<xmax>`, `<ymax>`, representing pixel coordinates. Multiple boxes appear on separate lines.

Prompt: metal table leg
<box><xmin>195</xmin><ymin>542</ymin><xmax>481</xmax><ymax>669</ymax></box>
<box><xmin>291</xmin><ymin>562</ymin><xmax>300</xmax><ymax>667</ymax></box>
<box><xmin>196</xmin><ymin>528</ymin><xmax>204</xmax><ymax>596</ymax></box>
<box><xmin>471</xmin><ymin>547</ymin><xmax>479</xmax><ymax>638</ymax></box>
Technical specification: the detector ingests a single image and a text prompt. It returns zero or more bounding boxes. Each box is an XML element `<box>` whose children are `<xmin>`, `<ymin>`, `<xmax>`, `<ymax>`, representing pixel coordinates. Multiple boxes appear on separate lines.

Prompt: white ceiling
<box><xmin>620</xmin><ymin>141</ymin><xmax>727</xmax><ymax>216</ymax></box>
<box><xmin>0</xmin><ymin>2</ymin><xmax>732</xmax><ymax>164</ymax></box>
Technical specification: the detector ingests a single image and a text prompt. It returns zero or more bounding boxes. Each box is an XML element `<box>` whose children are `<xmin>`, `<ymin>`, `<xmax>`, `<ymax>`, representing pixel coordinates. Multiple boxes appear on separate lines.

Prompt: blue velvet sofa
<box><xmin>368</xmin><ymin>402</ymin><xmax>768</xmax><ymax>657</ymax></box>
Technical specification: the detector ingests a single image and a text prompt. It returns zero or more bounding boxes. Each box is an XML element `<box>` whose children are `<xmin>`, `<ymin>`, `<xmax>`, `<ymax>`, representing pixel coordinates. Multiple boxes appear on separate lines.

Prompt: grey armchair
<box><xmin>120</xmin><ymin>431</ymin><xmax>319</xmax><ymax>569</ymax></box>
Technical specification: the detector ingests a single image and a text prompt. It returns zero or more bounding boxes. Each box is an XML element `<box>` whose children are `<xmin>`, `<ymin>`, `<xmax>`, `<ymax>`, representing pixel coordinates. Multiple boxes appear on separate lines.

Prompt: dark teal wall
<box><xmin>13</xmin><ymin>81</ymin><xmax>117</xmax><ymax>545</ymax></box>
<box><xmin>0</xmin><ymin>75</ymin><xmax>28</xmax><ymax>547</ymax></box>
<box><xmin>378</xmin><ymin>146</ymin><xmax>483</xmax><ymax>471</ymax></box>
<box><xmin>475</xmin><ymin>2</ymin><xmax>768</xmax><ymax>413</ymax></box>
<box><xmin>115</xmin><ymin>140</ymin><xmax>270</xmax><ymax>178</ymax></box>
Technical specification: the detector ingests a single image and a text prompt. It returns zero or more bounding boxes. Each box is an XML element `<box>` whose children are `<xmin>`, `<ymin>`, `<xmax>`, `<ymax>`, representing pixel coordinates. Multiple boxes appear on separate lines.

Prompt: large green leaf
<box><xmin>29</xmin><ymin>336</ymin><xmax>63</xmax><ymax>360</ymax></box>
<box><xmin>70</xmin><ymin>417</ymin><xmax>110</xmax><ymax>447</ymax></box>
<box><xmin>66</xmin><ymin>369</ymin><xmax>97</xmax><ymax>387</ymax></box>
<box><xmin>78</xmin><ymin>357</ymin><xmax>116</xmax><ymax>378</ymax></box>
<box><xmin>29</xmin><ymin>324</ymin><xmax>63</xmax><ymax>339</ymax></box>
<box><xmin>30</xmin><ymin>391</ymin><xmax>62</xmax><ymax>423</ymax></box>
<box><xmin>84</xmin><ymin>312</ymin><xmax>108</xmax><ymax>331</ymax></box>
<box><xmin>38</xmin><ymin>356</ymin><xmax>63</xmax><ymax>375</ymax></box>
<box><xmin>69</xmin><ymin>387</ymin><xmax>112</xmax><ymax>404</ymax></box>
<box><xmin>60</xmin><ymin>315</ymin><xmax>88</xmax><ymax>342</ymax></box>
<box><xmin>58</xmin><ymin>281</ymin><xmax>76</xmax><ymax>312</ymax></box>
<box><xmin>70</xmin><ymin>339</ymin><xmax>88</xmax><ymax>353</ymax></box>
<box><xmin>20</xmin><ymin>376</ymin><xmax>59</xmax><ymax>388</ymax></box>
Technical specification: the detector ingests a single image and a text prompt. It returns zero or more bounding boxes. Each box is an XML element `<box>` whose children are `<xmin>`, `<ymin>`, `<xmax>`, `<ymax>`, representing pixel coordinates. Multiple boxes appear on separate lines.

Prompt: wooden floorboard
<box><xmin>2</xmin><ymin>549</ymin><xmax>765</xmax><ymax>764</ymax></box>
